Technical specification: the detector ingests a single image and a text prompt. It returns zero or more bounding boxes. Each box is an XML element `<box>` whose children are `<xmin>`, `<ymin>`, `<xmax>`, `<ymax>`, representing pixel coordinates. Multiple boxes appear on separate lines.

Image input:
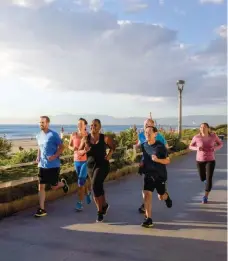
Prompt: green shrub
<box><xmin>116</xmin><ymin>129</ymin><xmax>138</xmax><ymax>149</ymax></box>
<box><xmin>10</xmin><ymin>149</ymin><xmax>37</xmax><ymax>164</ymax></box>
<box><xmin>216</xmin><ymin>128</ymin><xmax>227</xmax><ymax>136</ymax></box>
<box><xmin>214</xmin><ymin>124</ymin><xmax>227</xmax><ymax>130</ymax></box>
<box><xmin>0</xmin><ymin>138</ymin><xmax>12</xmax><ymax>159</ymax></box>
<box><xmin>0</xmin><ymin>158</ymin><xmax>12</xmax><ymax>166</ymax></box>
<box><xmin>181</xmin><ymin>128</ymin><xmax>199</xmax><ymax>140</ymax></box>
<box><xmin>173</xmin><ymin>141</ymin><xmax>188</xmax><ymax>151</ymax></box>
<box><xmin>62</xmin><ymin>140</ymin><xmax>73</xmax><ymax>157</ymax></box>
<box><xmin>215</xmin><ymin>125</ymin><xmax>227</xmax><ymax>136</ymax></box>
<box><xmin>125</xmin><ymin>149</ymin><xmax>135</xmax><ymax>163</ymax></box>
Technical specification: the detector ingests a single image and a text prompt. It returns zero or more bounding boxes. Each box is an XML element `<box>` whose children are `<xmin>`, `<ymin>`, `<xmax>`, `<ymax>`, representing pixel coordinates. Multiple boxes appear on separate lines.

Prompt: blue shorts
<box><xmin>74</xmin><ymin>161</ymin><xmax>88</xmax><ymax>186</ymax></box>
<box><xmin>74</xmin><ymin>161</ymin><xmax>87</xmax><ymax>175</ymax></box>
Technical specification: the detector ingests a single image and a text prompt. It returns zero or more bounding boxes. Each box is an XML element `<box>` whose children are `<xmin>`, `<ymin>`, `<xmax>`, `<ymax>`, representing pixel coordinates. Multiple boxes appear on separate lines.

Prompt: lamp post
<box><xmin>176</xmin><ymin>80</ymin><xmax>185</xmax><ymax>140</ymax></box>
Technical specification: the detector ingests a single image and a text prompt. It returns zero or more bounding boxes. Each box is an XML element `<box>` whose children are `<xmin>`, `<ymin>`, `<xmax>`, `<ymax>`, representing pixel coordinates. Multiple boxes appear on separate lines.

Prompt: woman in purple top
<box><xmin>189</xmin><ymin>123</ymin><xmax>223</xmax><ymax>203</ymax></box>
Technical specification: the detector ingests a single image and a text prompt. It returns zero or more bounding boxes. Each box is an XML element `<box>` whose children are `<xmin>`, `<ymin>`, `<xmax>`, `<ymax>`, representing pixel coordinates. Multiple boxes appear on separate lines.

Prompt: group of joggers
<box><xmin>35</xmin><ymin>115</ymin><xmax>223</xmax><ymax>228</ymax></box>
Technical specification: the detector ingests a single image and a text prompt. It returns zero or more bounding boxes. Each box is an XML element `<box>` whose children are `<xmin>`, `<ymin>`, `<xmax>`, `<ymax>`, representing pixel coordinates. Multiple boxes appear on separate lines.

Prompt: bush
<box><xmin>0</xmin><ymin>138</ymin><xmax>12</xmax><ymax>159</ymax></box>
<box><xmin>10</xmin><ymin>149</ymin><xmax>38</xmax><ymax>164</ymax></box>
<box><xmin>215</xmin><ymin>128</ymin><xmax>227</xmax><ymax>136</ymax></box>
<box><xmin>173</xmin><ymin>141</ymin><xmax>188</xmax><ymax>151</ymax></box>
<box><xmin>125</xmin><ymin>149</ymin><xmax>135</xmax><ymax>163</ymax></box>
<box><xmin>62</xmin><ymin>139</ymin><xmax>74</xmax><ymax>157</ymax></box>
<box><xmin>214</xmin><ymin>124</ymin><xmax>227</xmax><ymax>130</ymax></box>
<box><xmin>116</xmin><ymin>129</ymin><xmax>138</xmax><ymax>149</ymax></box>
<box><xmin>214</xmin><ymin>124</ymin><xmax>227</xmax><ymax>137</ymax></box>
<box><xmin>0</xmin><ymin>158</ymin><xmax>12</xmax><ymax>166</ymax></box>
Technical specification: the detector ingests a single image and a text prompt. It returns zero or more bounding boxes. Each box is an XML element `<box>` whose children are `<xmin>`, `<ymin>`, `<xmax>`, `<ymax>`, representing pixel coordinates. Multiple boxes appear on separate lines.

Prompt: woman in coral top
<box><xmin>69</xmin><ymin>118</ymin><xmax>92</xmax><ymax>211</ymax></box>
<box><xmin>189</xmin><ymin>123</ymin><xmax>223</xmax><ymax>203</ymax></box>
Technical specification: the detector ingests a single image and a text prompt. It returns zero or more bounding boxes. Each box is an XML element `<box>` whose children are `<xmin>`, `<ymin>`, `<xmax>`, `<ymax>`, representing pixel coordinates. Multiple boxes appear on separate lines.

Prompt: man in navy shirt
<box><xmin>141</xmin><ymin>126</ymin><xmax>172</xmax><ymax>228</ymax></box>
<box><xmin>137</xmin><ymin>118</ymin><xmax>169</xmax><ymax>214</ymax></box>
<box><xmin>35</xmin><ymin>116</ymin><xmax>69</xmax><ymax>217</ymax></box>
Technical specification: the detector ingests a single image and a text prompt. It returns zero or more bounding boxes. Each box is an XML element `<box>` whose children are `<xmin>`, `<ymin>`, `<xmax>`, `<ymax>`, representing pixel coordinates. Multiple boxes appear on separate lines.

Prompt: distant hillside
<box><xmin>0</xmin><ymin>114</ymin><xmax>226</xmax><ymax>126</ymax></box>
<box><xmin>49</xmin><ymin>114</ymin><xmax>226</xmax><ymax>126</ymax></box>
<box><xmin>156</xmin><ymin>115</ymin><xmax>227</xmax><ymax>127</ymax></box>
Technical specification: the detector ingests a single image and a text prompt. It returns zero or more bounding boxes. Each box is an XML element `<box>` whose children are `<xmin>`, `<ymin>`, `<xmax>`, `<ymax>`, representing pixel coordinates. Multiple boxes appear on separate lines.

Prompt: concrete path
<box><xmin>0</xmin><ymin>144</ymin><xmax>227</xmax><ymax>261</ymax></box>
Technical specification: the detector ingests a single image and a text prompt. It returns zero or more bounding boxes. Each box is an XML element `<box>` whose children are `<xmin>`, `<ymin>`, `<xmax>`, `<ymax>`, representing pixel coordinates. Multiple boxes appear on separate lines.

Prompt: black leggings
<box><xmin>88</xmin><ymin>161</ymin><xmax>110</xmax><ymax>197</ymax></box>
<box><xmin>197</xmin><ymin>161</ymin><xmax>216</xmax><ymax>192</ymax></box>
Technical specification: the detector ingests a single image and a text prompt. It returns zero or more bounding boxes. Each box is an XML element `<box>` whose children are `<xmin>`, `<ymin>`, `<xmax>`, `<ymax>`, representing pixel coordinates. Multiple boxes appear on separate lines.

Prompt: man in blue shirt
<box><xmin>141</xmin><ymin>126</ymin><xmax>172</xmax><ymax>228</ymax></box>
<box><xmin>138</xmin><ymin>120</ymin><xmax>168</xmax><ymax>148</ymax></box>
<box><xmin>35</xmin><ymin>116</ymin><xmax>69</xmax><ymax>217</ymax></box>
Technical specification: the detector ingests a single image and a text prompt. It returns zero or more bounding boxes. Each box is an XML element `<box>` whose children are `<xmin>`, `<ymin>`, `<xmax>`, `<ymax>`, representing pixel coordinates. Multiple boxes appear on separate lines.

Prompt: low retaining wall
<box><xmin>0</xmin><ymin>164</ymin><xmax>139</xmax><ymax>218</ymax></box>
<box><xmin>0</xmin><ymin>149</ymin><xmax>190</xmax><ymax>219</ymax></box>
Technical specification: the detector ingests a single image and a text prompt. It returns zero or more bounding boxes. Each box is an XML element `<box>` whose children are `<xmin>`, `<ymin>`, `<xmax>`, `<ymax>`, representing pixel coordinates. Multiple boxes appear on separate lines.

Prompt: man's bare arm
<box><xmin>36</xmin><ymin>148</ymin><xmax>41</xmax><ymax>163</ymax></box>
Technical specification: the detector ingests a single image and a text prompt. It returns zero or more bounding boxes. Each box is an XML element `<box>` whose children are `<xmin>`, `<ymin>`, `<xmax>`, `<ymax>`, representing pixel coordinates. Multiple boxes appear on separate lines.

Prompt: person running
<box><xmin>138</xmin><ymin>118</ymin><xmax>168</xmax><ymax>149</ymax></box>
<box><xmin>189</xmin><ymin>122</ymin><xmax>223</xmax><ymax>203</ymax></box>
<box><xmin>35</xmin><ymin>116</ymin><xmax>69</xmax><ymax>217</ymax></box>
<box><xmin>137</xmin><ymin>118</ymin><xmax>169</xmax><ymax>214</ymax></box>
<box><xmin>79</xmin><ymin>119</ymin><xmax>116</xmax><ymax>222</ymax></box>
<box><xmin>141</xmin><ymin>126</ymin><xmax>172</xmax><ymax>228</ymax></box>
<box><xmin>68</xmin><ymin>118</ymin><xmax>92</xmax><ymax>211</ymax></box>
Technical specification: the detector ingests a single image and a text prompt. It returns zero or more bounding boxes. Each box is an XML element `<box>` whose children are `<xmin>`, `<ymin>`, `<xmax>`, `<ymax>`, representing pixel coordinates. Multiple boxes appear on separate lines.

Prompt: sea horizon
<box><xmin>0</xmin><ymin>124</ymin><xmax>196</xmax><ymax>140</ymax></box>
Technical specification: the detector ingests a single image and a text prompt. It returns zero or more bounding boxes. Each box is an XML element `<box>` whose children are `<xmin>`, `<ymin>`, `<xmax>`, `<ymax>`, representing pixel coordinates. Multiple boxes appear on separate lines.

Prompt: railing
<box><xmin>0</xmin><ymin>139</ymin><xmax>174</xmax><ymax>171</ymax></box>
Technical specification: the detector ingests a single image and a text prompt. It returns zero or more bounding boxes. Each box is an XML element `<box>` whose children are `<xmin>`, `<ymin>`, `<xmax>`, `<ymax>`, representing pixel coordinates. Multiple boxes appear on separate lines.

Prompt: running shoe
<box><xmin>86</xmin><ymin>192</ymin><xmax>92</xmax><ymax>205</ymax></box>
<box><xmin>96</xmin><ymin>211</ymin><xmax>104</xmax><ymax>222</ymax></box>
<box><xmin>34</xmin><ymin>208</ymin><xmax>47</xmax><ymax>217</ymax></box>
<box><xmin>75</xmin><ymin>201</ymin><xmax>83</xmax><ymax>211</ymax></box>
<box><xmin>202</xmin><ymin>196</ymin><xmax>208</xmax><ymax>204</ymax></box>
<box><xmin>165</xmin><ymin>194</ymin><xmax>172</xmax><ymax>208</ymax></box>
<box><xmin>61</xmin><ymin>178</ymin><xmax>69</xmax><ymax>193</ymax></box>
<box><xmin>141</xmin><ymin>218</ymin><xmax>153</xmax><ymax>228</ymax></box>
<box><xmin>138</xmin><ymin>203</ymin><xmax>145</xmax><ymax>214</ymax></box>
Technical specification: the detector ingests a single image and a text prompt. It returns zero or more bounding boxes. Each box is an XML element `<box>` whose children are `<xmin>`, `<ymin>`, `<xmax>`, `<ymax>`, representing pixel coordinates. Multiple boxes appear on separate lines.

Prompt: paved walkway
<box><xmin>0</xmin><ymin>144</ymin><xmax>227</xmax><ymax>261</ymax></box>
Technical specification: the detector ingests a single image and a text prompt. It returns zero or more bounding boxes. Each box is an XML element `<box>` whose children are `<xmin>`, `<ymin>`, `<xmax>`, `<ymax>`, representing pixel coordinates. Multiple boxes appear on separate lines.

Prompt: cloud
<box><xmin>0</xmin><ymin>0</ymin><xmax>104</xmax><ymax>10</ymax></box>
<box><xmin>0</xmin><ymin>0</ymin><xmax>56</xmax><ymax>8</ymax></box>
<box><xmin>200</xmin><ymin>0</ymin><xmax>224</xmax><ymax>4</ymax></box>
<box><xmin>122</xmin><ymin>0</ymin><xmax>149</xmax><ymax>13</ymax></box>
<box><xmin>0</xmin><ymin>4</ymin><xmax>226</xmax><ymax>107</ymax></box>
<box><xmin>159</xmin><ymin>0</ymin><xmax>165</xmax><ymax>5</ymax></box>
<box><xmin>215</xmin><ymin>25</ymin><xmax>227</xmax><ymax>38</ymax></box>
<box><xmin>195</xmin><ymin>32</ymin><xmax>227</xmax><ymax>67</ymax></box>
<box><xmin>74</xmin><ymin>0</ymin><xmax>104</xmax><ymax>11</ymax></box>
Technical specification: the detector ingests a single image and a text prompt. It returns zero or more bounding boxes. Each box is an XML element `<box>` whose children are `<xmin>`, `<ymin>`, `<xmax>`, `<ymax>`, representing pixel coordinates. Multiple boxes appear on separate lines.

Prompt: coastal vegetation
<box><xmin>0</xmin><ymin>124</ymin><xmax>226</xmax><ymax>182</ymax></box>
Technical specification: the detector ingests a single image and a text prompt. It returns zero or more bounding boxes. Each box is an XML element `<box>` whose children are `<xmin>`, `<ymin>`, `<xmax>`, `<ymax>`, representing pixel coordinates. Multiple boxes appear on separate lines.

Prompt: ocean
<box><xmin>0</xmin><ymin>124</ymin><xmax>195</xmax><ymax>140</ymax></box>
<box><xmin>0</xmin><ymin>124</ymin><xmax>143</xmax><ymax>140</ymax></box>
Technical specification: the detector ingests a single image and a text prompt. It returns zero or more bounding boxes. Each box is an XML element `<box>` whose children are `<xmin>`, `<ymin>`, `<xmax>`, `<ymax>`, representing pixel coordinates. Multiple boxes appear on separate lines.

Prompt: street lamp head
<box><xmin>176</xmin><ymin>80</ymin><xmax>185</xmax><ymax>91</ymax></box>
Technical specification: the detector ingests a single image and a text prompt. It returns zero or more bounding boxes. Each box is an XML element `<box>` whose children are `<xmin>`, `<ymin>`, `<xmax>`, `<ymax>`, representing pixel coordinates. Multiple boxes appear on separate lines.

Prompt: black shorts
<box><xmin>38</xmin><ymin>167</ymin><xmax>60</xmax><ymax>186</ymax></box>
<box><xmin>144</xmin><ymin>175</ymin><xmax>167</xmax><ymax>195</ymax></box>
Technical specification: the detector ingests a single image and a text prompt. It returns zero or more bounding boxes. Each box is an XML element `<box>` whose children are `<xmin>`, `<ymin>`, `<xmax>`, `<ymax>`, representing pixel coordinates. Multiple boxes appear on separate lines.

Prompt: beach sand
<box><xmin>11</xmin><ymin>139</ymin><xmax>38</xmax><ymax>153</ymax></box>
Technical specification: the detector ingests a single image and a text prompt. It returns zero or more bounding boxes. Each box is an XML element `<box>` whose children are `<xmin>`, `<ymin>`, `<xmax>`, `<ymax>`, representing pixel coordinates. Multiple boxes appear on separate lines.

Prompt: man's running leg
<box><xmin>157</xmin><ymin>181</ymin><xmax>172</xmax><ymax>208</ymax></box>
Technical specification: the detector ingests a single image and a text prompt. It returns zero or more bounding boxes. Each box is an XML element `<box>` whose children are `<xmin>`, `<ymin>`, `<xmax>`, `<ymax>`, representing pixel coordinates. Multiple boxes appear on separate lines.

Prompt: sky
<box><xmin>0</xmin><ymin>0</ymin><xmax>227</xmax><ymax>122</ymax></box>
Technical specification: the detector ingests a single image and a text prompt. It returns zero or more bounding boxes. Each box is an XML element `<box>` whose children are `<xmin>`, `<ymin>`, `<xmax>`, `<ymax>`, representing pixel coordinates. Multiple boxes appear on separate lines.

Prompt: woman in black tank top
<box><xmin>79</xmin><ymin>119</ymin><xmax>115</xmax><ymax>222</ymax></box>
<box><xmin>86</xmin><ymin>132</ymin><xmax>107</xmax><ymax>167</ymax></box>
